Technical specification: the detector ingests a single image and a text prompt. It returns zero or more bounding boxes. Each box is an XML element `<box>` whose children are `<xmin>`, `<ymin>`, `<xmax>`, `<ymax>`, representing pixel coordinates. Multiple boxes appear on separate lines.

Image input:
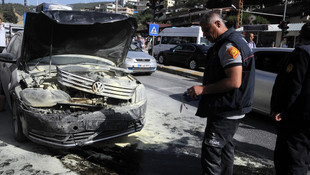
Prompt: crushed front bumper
<box><xmin>19</xmin><ymin>101</ymin><xmax>146</xmax><ymax>148</ymax></box>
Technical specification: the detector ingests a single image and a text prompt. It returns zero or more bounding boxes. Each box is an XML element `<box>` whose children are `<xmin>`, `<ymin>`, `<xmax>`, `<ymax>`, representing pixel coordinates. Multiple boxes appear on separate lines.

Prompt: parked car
<box><xmin>120</xmin><ymin>43</ymin><xmax>157</xmax><ymax>74</ymax></box>
<box><xmin>0</xmin><ymin>11</ymin><xmax>147</xmax><ymax>148</ymax></box>
<box><xmin>253</xmin><ymin>47</ymin><xmax>294</xmax><ymax>116</ymax></box>
<box><xmin>157</xmin><ymin>43</ymin><xmax>210</xmax><ymax>70</ymax></box>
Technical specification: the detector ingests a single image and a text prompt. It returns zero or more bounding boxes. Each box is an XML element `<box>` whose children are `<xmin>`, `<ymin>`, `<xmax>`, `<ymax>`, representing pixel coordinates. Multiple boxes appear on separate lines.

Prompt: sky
<box><xmin>5</xmin><ymin>0</ymin><xmax>112</xmax><ymax>6</ymax></box>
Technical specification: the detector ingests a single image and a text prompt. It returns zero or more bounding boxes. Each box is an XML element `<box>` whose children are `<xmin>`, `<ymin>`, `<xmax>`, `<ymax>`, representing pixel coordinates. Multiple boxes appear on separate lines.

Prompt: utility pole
<box><xmin>236</xmin><ymin>0</ymin><xmax>243</xmax><ymax>29</ymax></box>
<box><xmin>24</xmin><ymin>0</ymin><xmax>27</xmax><ymax>6</ymax></box>
<box><xmin>115</xmin><ymin>0</ymin><xmax>118</xmax><ymax>13</ymax></box>
<box><xmin>282</xmin><ymin>0</ymin><xmax>288</xmax><ymax>41</ymax></box>
<box><xmin>2</xmin><ymin>0</ymin><xmax>4</xmax><ymax>5</ymax></box>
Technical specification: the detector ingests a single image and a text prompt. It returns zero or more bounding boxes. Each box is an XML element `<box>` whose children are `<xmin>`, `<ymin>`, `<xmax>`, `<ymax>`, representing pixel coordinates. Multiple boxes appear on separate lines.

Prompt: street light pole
<box><xmin>283</xmin><ymin>0</ymin><xmax>288</xmax><ymax>21</ymax></box>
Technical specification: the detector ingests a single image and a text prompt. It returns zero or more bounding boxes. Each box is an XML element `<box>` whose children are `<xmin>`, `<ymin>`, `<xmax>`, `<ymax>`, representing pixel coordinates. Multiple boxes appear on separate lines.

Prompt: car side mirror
<box><xmin>0</xmin><ymin>53</ymin><xmax>17</xmax><ymax>63</ymax></box>
<box><xmin>170</xmin><ymin>48</ymin><xmax>173</xmax><ymax>51</ymax></box>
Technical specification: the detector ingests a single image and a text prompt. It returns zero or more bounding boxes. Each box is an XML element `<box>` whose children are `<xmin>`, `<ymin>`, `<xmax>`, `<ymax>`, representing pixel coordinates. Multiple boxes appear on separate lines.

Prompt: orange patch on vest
<box><xmin>227</xmin><ymin>47</ymin><xmax>240</xmax><ymax>59</ymax></box>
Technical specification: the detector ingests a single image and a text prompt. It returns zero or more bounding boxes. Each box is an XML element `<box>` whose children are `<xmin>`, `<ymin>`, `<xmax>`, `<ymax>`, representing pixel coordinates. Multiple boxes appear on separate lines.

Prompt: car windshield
<box><xmin>27</xmin><ymin>54</ymin><xmax>115</xmax><ymax>67</ymax></box>
<box><xmin>129</xmin><ymin>44</ymin><xmax>143</xmax><ymax>52</ymax></box>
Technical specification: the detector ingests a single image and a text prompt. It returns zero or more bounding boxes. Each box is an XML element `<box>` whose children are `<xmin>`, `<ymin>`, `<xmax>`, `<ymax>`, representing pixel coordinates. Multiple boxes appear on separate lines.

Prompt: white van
<box><xmin>152</xmin><ymin>26</ymin><xmax>210</xmax><ymax>57</ymax></box>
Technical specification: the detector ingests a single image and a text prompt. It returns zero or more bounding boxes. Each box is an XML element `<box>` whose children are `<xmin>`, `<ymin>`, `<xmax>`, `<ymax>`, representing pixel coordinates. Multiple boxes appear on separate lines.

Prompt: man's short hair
<box><xmin>200</xmin><ymin>11</ymin><xmax>225</xmax><ymax>27</ymax></box>
<box><xmin>300</xmin><ymin>22</ymin><xmax>310</xmax><ymax>41</ymax></box>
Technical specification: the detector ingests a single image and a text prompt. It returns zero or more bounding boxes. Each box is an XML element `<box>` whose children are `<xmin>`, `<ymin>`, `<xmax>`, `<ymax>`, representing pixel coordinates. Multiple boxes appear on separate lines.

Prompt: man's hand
<box><xmin>187</xmin><ymin>85</ymin><xmax>204</xmax><ymax>99</ymax></box>
<box><xmin>272</xmin><ymin>113</ymin><xmax>282</xmax><ymax>121</ymax></box>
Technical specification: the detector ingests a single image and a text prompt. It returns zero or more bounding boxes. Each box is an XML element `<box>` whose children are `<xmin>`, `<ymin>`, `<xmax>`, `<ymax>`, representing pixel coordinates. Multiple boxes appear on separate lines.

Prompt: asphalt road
<box><xmin>0</xmin><ymin>68</ymin><xmax>279</xmax><ymax>175</ymax></box>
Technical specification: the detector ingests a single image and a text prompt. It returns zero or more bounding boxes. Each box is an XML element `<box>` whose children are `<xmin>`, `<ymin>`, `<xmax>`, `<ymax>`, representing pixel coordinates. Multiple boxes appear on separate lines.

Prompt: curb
<box><xmin>156</xmin><ymin>64</ymin><xmax>204</xmax><ymax>81</ymax></box>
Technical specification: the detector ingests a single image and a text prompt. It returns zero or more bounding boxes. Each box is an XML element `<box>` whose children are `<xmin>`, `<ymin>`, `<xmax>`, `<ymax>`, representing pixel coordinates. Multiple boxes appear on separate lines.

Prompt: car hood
<box><xmin>22</xmin><ymin>11</ymin><xmax>137</xmax><ymax>66</ymax></box>
<box><xmin>127</xmin><ymin>51</ymin><xmax>154</xmax><ymax>59</ymax></box>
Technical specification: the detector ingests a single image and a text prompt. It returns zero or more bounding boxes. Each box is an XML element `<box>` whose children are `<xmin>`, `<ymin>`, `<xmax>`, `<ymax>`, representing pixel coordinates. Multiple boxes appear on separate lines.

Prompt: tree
<box><xmin>125</xmin><ymin>2</ymin><xmax>136</xmax><ymax>9</ymax></box>
<box><xmin>133</xmin><ymin>8</ymin><xmax>154</xmax><ymax>30</ymax></box>
<box><xmin>3</xmin><ymin>4</ymin><xmax>17</xmax><ymax>23</ymax></box>
<box><xmin>225</xmin><ymin>12</ymin><xmax>270</xmax><ymax>28</ymax></box>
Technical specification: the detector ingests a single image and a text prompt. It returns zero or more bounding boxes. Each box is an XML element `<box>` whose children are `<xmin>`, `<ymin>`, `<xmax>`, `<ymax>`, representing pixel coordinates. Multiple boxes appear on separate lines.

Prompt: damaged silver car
<box><xmin>0</xmin><ymin>11</ymin><xmax>147</xmax><ymax>148</ymax></box>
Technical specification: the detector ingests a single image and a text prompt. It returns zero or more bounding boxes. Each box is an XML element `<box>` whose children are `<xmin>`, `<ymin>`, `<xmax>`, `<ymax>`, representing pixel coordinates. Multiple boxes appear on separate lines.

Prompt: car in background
<box><xmin>253</xmin><ymin>47</ymin><xmax>294</xmax><ymax>116</ymax></box>
<box><xmin>0</xmin><ymin>11</ymin><xmax>146</xmax><ymax>148</ymax></box>
<box><xmin>8</xmin><ymin>24</ymin><xmax>24</xmax><ymax>41</ymax></box>
<box><xmin>157</xmin><ymin>43</ymin><xmax>210</xmax><ymax>70</ymax></box>
<box><xmin>121</xmin><ymin>43</ymin><xmax>157</xmax><ymax>74</ymax></box>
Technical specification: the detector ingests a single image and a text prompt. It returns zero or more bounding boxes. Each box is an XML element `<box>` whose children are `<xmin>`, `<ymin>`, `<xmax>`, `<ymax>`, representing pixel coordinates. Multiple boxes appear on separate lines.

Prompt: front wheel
<box><xmin>188</xmin><ymin>59</ymin><xmax>197</xmax><ymax>70</ymax></box>
<box><xmin>12</xmin><ymin>100</ymin><xmax>26</xmax><ymax>142</ymax></box>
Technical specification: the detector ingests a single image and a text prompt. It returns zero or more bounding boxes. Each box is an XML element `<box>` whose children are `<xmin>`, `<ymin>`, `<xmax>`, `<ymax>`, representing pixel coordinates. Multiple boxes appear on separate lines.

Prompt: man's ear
<box><xmin>215</xmin><ymin>20</ymin><xmax>221</xmax><ymax>28</ymax></box>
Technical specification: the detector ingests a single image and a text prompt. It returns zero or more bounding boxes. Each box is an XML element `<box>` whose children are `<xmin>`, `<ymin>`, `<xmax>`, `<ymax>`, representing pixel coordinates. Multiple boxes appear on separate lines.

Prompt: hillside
<box><xmin>0</xmin><ymin>2</ymin><xmax>111</xmax><ymax>24</ymax></box>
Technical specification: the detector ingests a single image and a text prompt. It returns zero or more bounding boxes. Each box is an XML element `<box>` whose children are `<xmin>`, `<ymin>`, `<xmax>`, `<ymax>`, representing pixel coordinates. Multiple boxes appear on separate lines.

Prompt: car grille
<box><xmin>57</xmin><ymin>67</ymin><xmax>136</xmax><ymax>100</ymax></box>
<box><xmin>28</xmin><ymin>131</ymin><xmax>95</xmax><ymax>145</ymax></box>
<box><xmin>132</xmin><ymin>67</ymin><xmax>154</xmax><ymax>70</ymax></box>
<box><xmin>28</xmin><ymin>120</ymin><xmax>144</xmax><ymax>147</ymax></box>
<box><xmin>136</xmin><ymin>59</ymin><xmax>150</xmax><ymax>62</ymax></box>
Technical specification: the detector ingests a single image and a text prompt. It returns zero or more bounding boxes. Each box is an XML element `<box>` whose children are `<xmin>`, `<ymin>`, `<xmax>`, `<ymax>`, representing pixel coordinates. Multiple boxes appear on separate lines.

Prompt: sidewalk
<box><xmin>156</xmin><ymin>64</ymin><xmax>204</xmax><ymax>81</ymax></box>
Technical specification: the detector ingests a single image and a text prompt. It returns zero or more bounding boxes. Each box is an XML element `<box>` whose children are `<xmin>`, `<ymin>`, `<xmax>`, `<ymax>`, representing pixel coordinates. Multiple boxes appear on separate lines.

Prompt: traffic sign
<box><xmin>149</xmin><ymin>24</ymin><xmax>159</xmax><ymax>36</ymax></box>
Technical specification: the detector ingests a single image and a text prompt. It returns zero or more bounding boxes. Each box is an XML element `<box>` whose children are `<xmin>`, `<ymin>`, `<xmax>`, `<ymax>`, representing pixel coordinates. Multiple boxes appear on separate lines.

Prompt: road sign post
<box><xmin>149</xmin><ymin>24</ymin><xmax>159</xmax><ymax>57</ymax></box>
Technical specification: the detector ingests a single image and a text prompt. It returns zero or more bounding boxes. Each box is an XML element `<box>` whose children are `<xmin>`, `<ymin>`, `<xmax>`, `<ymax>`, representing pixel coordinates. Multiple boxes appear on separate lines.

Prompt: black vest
<box><xmin>196</xmin><ymin>28</ymin><xmax>255</xmax><ymax>118</ymax></box>
<box><xmin>271</xmin><ymin>42</ymin><xmax>310</xmax><ymax>125</ymax></box>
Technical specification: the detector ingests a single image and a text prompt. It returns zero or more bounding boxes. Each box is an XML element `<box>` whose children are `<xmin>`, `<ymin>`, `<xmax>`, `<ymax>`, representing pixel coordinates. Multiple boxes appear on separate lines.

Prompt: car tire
<box><xmin>188</xmin><ymin>59</ymin><xmax>197</xmax><ymax>70</ymax></box>
<box><xmin>158</xmin><ymin>55</ymin><xmax>166</xmax><ymax>64</ymax></box>
<box><xmin>12</xmin><ymin>100</ymin><xmax>26</xmax><ymax>142</ymax></box>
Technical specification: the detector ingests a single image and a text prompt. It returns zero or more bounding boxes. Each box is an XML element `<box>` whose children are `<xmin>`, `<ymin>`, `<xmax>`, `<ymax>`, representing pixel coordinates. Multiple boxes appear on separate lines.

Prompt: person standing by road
<box><xmin>0</xmin><ymin>18</ymin><xmax>8</xmax><ymax>53</ymax></box>
<box><xmin>271</xmin><ymin>22</ymin><xmax>310</xmax><ymax>175</ymax></box>
<box><xmin>187</xmin><ymin>11</ymin><xmax>255</xmax><ymax>175</ymax></box>
<box><xmin>247</xmin><ymin>33</ymin><xmax>256</xmax><ymax>49</ymax></box>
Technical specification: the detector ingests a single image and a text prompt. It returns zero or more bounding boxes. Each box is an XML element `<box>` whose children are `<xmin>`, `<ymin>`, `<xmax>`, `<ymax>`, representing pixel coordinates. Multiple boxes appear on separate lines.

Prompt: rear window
<box><xmin>254</xmin><ymin>51</ymin><xmax>291</xmax><ymax>73</ymax></box>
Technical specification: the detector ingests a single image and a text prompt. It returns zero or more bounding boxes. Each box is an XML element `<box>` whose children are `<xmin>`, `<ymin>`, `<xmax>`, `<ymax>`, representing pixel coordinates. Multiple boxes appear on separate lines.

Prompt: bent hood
<box><xmin>22</xmin><ymin>11</ymin><xmax>137</xmax><ymax>66</ymax></box>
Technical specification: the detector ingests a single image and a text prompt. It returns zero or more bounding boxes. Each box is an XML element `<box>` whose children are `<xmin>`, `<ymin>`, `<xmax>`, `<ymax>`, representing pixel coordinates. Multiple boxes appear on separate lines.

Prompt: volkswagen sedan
<box><xmin>0</xmin><ymin>11</ymin><xmax>147</xmax><ymax>148</ymax></box>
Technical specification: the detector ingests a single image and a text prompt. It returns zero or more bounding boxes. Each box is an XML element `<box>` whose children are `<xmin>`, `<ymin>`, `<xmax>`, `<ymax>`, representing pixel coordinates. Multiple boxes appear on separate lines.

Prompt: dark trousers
<box><xmin>274</xmin><ymin>121</ymin><xmax>310</xmax><ymax>175</ymax></box>
<box><xmin>201</xmin><ymin>117</ymin><xmax>240</xmax><ymax>175</ymax></box>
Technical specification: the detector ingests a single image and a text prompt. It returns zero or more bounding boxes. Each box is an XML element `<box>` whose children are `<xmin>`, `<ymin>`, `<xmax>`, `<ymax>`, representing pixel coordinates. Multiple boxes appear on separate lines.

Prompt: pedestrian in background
<box><xmin>247</xmin><ymin>33</ymin><xmax>256</xmax><ymax>49</ymax></box>
<box><xmin>271</xmin><ymin>22</ymin><xmax>310</xmax><ymax>175</ymax></box>
<box><xmin>187</xmin><ymin>11</ymin><xmax>255</xmax><ymax>175</ymax></box>
<box><xmin>0</xmin><ymin>18</ymin><xmax>8</xmax><ymax>53</ymax></box>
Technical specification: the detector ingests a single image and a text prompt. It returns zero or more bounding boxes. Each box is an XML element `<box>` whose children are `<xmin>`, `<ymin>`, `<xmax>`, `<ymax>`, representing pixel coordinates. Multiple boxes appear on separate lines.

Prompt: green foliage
<box><xmin>125</xmin><ymin>2</ymin><xmax>136</xmax><ymax>9</ymax></box>
<box><xmin>8</xmin><ymin>3</ymin><xmax>30</xmax><ymax>16</ymax></box>
<box><xmin>225</xmin><ymin>12</ymin><xmax>270</xmax><ymax>28</ymax></box>
<box><xmin>2</xmin><ymin>4</ymin><xmax>17</xmax><ymax>23</ymax></box>
<box><xmin>133</xmin><ymin>8</ymin><xmax>154</xmax><ymax>30</ymax></box>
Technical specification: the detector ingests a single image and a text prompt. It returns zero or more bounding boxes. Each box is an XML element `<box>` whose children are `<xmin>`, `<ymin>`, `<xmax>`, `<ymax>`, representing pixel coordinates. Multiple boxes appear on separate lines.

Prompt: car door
<box><xmin>253</xmin><ymin>50</ymin><xmax>291</xmax><ymax>115</ymax></box>
<box><xmin>172</xmin><ymin>44</ymin><xmax>194</xmax><ymax>65</ymax></box>
<box><xmin>165</xmin><ymin>45</ymin><xmax>183</xmax><ymax>64</ymax></box>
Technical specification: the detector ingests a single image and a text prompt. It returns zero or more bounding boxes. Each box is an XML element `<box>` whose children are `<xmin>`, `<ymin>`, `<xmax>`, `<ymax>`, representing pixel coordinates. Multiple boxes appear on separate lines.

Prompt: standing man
<box><xmin>247</xmin><ymin>33</ymin><xmax>256</xmax><ymax>49</ymax></box>
<box><xmin>0</xmin><ymin>18</ymin><xmax>7</xmax><ymax>53</ymax></box>
<box><xmin>271</xmin><ymin>22</ymin><xmax>310</xmax><ymax>175</ymax></box>
<box><xmin>187</xmin><ymin>11</ymin><xmax>255</xmax><ymax>175</ymax></box>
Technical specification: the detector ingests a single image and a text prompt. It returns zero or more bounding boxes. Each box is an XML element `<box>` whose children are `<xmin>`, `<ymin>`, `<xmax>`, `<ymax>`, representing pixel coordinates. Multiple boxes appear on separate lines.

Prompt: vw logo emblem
<box><xmin>92</xmin><ymin>82</ymin><xmax>105</xmax><ymax>93</ymax></box>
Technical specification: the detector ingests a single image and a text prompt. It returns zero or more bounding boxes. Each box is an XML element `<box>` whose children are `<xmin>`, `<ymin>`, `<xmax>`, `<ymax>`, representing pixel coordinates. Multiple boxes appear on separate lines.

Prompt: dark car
<box><xmin>157</xmin><ymin>43</ymin><xmax>210</xmax><ymax>70</ymax></box>
<box><xmin>0</xmin><ymin>11</ymin><xmax>147</xmax><ymax>148</ymax></box>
